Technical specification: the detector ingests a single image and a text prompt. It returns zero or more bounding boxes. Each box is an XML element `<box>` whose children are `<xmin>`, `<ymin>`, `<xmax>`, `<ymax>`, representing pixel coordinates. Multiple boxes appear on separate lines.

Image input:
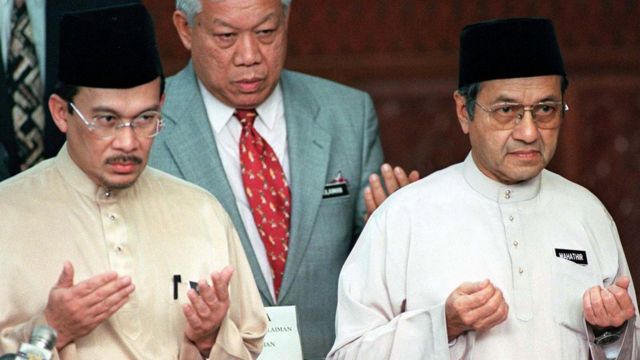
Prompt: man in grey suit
<box><xmin>149</xmin><ymin>1</ymin><xmax>417</xmax><ymax>358</ymax></box>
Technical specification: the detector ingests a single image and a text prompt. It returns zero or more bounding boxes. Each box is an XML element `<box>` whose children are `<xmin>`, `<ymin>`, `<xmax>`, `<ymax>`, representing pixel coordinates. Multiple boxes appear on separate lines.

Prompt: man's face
<box><xmin>455</xmin><ymin>75</ymin><xmax>564</xmax><ymax>184</ymax></box>
<box><xmin>175</xmin><ymin>0</ymin><xmax>289</xmax><ymax>109</ymax></box>
<box><xmin>50</xmin><ymin>78</ymin><xmax>163</xmax><ymax>189</ymax></box>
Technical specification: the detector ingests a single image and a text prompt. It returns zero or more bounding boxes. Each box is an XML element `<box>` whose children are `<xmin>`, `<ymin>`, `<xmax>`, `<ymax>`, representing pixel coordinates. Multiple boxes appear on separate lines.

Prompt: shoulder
<box><xmin>0</xmin><ymin>158</ymin><xmax>56</xmax><ymax>192</ymax></box>
<box><xmin>541</xmin><ymin>170</ymin><xmax>607</xmax><ymax>211</ymax></box>
<box><xmin>165</xmin><ymin>67</ymin><xmax>190</xmax><ymax>88</ymax></box>
<box><xmin>163</xmin><ymin>63</ymin><xmax>201</xmax><ymax>108</ymax></box>
<box><xmin>0</xmin><ymin>159</ymin><xmax>59</xmax><ymax>208</ymax></box>
<box><xmin>374</xmin><ymin>162</ymin><xmax>465</xmax><ymax>215</ymax></box>
<box><xmin>144</xmin><ymin>167</ymin><xmax>212</xmax><ymax>198</ymax></box>
<box><xmin>281</xmin><ymin>69</ymin><xmax>372</xmax><ymax>102</ymax></box>
<box><xmin>142</xmin><ymin>166</ymin><xmax>228</xmax><ymax>215</ymax></box>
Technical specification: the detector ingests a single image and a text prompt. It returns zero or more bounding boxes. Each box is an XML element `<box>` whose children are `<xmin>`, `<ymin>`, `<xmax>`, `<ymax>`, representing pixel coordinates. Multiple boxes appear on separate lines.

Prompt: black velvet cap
<box><xmin>458</xmin><ymin>17</ymin><xmax>566</xmax><ymax>88</ymax></box>
<box><xmin>58</xmin><ymin>4</ymin><xmax>162</xmax><ymax>88</ymax></box>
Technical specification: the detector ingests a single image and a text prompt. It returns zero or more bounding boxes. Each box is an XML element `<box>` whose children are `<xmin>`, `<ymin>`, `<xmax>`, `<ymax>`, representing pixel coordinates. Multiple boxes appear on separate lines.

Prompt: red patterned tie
<box><xmin>236</xmin><ymin>109</ymin><xmax>291</xmax><ymax>300</ymax></box>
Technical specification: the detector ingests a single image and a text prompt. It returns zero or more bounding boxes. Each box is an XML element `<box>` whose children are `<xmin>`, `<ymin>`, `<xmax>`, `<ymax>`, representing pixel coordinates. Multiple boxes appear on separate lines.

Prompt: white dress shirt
<box><xmin>199</xmin><ymin>80</ymin><xmax>289</xmax><ymax>302</ymax></box>
<box><xmin>1</xmin><ymin>0</ymin><xmax>45</xmax><ymax>79</ymax></box>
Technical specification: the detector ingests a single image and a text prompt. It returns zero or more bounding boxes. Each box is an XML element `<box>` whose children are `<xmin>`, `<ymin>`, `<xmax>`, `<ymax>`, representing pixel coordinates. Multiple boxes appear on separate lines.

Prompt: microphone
<box><xmin>0</xmin><ymin>325</ymin><xmax>57</xmax><ymax>360</ymax></box>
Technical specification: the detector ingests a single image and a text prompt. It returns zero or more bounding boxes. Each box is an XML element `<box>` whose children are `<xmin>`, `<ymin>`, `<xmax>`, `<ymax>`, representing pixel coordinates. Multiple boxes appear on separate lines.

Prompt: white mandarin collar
<box><xmin>462</xmin><ymin>152</ymin><xmax>541</xmax><ymax>203</ymax></box>
<box><xmin>199</xmin><ymin>80</ymin><xmax>284</xmax><ymax>134</ymax></box>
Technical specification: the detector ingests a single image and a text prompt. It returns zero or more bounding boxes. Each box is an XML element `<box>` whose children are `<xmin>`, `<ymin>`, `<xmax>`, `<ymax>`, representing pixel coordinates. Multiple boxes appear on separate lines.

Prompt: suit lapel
<box><xmin>161</xmin><ymin>63</ymin><xmax>273</xmax><ymax>303</ymax></box>
<box><xmin>278</xmin><ymin>71</ymin><xmax>332</xmax><ymax>301</ymax></box>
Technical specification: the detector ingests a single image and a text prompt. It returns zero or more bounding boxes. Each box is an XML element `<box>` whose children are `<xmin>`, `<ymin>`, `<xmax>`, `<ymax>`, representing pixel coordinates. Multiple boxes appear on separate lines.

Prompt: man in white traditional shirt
<box><xmin>329</xmin><ymin>17</ymin><xmax>639</xmax><ymax>360</ymax></box>
<box><xmin>0</xmin><ymin>4</ymin><xmax>267</xmax><ymax>359</ymax></box>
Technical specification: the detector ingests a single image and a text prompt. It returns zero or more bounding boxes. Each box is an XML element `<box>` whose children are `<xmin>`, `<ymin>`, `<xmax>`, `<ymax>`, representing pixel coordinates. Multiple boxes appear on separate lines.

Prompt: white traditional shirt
<box><xmin>329</xmin><ymin>153</ymin><xmax>639</xmax><ymax>360</ymax></box>
<box><xmin>0</xmin><ymin>145</ymin><xmax>268</xmax><ymax>359</ymax></box>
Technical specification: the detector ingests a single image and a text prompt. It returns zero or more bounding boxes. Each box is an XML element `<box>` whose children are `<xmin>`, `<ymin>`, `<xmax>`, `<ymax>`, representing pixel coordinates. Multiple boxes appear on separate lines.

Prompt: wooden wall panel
<box><xmin>143</xmin><ymin>0</ymin><xmax>640</xmax><ymax>288</ymax></box>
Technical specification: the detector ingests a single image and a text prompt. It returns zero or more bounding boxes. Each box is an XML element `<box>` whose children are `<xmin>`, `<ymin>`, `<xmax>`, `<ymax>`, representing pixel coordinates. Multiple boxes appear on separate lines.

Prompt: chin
<box><xmin>101</xmin><ymin>175</ymin><xmax>139</xmax><ymax>190</ymax></box>
<box><xmin>511</xmin><ymin>169</ymin><xmax>544</xmax><ymax>183</ymax></box>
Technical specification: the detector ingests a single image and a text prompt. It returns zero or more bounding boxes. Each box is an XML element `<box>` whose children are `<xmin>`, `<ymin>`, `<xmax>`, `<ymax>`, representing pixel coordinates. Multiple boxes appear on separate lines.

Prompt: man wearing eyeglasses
<box><xmin>329</xmin><ymin>18</ymin><xmax>638</xmax><ymax>359</ymax></box>
<box><xmin>0</xmin><ymin>4</ymin><xmax>267</xmax><ymax>359</ymax></box>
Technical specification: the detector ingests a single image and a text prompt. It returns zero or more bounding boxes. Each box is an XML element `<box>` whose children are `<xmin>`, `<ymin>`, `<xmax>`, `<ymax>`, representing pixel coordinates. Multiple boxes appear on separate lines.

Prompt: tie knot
<box><xmin>14</xmin><ymin>0</ymin><xmax>25</xmax><ymax>9</ymax></box>
<box><xmin>235</xmin><ymin>109</ymin><xmax>258</xmax><ymax>128</ymax></box>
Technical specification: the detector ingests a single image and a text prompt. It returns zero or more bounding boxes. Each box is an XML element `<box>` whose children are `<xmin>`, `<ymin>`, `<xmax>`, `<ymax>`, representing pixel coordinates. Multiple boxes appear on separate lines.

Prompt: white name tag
<box><xmin>257</xmin><ymin>305</ymin><xmax>303</xmax><ymax>360</ymax></box>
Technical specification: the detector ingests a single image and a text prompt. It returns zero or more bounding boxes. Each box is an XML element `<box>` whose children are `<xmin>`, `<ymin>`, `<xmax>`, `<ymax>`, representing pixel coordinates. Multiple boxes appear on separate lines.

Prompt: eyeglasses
<box><xmin>474</xmin><ymin>101</ymin><xmax>569</xmax><ymax>130</ymax></box>
<box><xmin>69</xmin><ymin>102</ymin><xmax>163</xmax><ymax>139</ymax></box>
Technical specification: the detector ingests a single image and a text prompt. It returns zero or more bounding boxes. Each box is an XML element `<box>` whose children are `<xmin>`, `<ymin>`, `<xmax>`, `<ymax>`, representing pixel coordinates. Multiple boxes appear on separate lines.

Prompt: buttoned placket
<box><xmin>96</xmin><ymin>187</ymin><xmax>141</xmax><ymax>339</ymax></box>
<box><xmin>499</xmin><ymin>187</ymin><xmax>533</xmax><ymax>321</ymax></box>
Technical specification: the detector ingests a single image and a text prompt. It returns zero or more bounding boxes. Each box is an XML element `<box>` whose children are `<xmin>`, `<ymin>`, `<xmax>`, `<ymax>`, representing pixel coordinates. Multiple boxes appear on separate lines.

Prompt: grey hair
<box><xmin>176</xmin><ymin>0</ymin><xmax>292</xmax><ymax>25</ymax></box>
<box><xmin>457</xmin><ymin>76</ymin><xmax>570</xmax><ymax>120</ymax></box>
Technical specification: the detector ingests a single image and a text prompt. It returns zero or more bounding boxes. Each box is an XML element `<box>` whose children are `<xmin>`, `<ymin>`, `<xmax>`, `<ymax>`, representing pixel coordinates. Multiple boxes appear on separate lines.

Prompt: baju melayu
<box><xmin>328</xmin><ymin>153</ymin><xmax>639</xmax><ymax>360</ymax></box>
<box><xmin>0</xmin><ymin>146</ymin><xmax>267</xmax><ymax>359</ymax></box>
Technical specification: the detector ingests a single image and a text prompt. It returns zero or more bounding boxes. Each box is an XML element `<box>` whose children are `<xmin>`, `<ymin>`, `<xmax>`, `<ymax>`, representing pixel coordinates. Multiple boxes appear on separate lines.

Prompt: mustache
<box><xmin>105</xmin><ymin>155</ymin><xmax>143</xmax><ymax>165</ymax></box>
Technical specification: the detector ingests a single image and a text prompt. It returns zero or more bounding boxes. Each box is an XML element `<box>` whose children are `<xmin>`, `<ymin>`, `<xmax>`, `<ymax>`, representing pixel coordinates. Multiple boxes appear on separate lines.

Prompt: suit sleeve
<box><xmin>353</xmin><ymin>93</ymin><xmax>384</xmax><ymax>240</ymax></box>
<box><xmin>328</xmin><ymin>211</ymin><xmax>457</xmax><ymax>360</ymax></box>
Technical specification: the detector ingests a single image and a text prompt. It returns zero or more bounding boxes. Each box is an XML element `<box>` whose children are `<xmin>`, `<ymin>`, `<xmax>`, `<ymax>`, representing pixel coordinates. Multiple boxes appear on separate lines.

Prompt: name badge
<box><xmin>323</xmin><ymin>171</ymin><xmax>350</xmax><ymax>199</ymax></box>
<box><xmin>323</xmin><ymin>183</ymin><xmax>349</xmax><ymax>198</ymax></box>
<box><xmin>258</xmin><ymin>306</ymin><xmax>303</xmax><ymax>360</ymax></box>
<box><xmin>555</xmin><ymin>248</ymin><xmax>588</xmax><ymax>265</ymax></box>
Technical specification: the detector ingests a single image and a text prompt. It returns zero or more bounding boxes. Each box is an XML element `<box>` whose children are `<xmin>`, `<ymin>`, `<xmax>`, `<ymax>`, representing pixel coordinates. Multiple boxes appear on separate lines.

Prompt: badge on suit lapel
<box><xmin>323</xmin><ymin>171</ymin><xmax>349</xmax><ymax>199</ymax></box>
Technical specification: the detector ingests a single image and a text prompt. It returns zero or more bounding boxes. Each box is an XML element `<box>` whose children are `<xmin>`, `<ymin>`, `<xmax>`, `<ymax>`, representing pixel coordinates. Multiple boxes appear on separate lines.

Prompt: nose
<box><xmin>111</xmin><ymin>124</ymin><xmax>139</xmax><ymax>152</ymax></box>
<box><xmin>234</xmin><ymin>33</ymin><xmax>262</xmax><ymax>66</ymax></box>
<box><xmin>516</xmin><ymin>107</ymin><xmax>536</xmax><ymax>121</ymax></box>
<box><xmin>512</xmin><ymin>111</ymin><xmax>539</xmax><ymax>144</ymax></box>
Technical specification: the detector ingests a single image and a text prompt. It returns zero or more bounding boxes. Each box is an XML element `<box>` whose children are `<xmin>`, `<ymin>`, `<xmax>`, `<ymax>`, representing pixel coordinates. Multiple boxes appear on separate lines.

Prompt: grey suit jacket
<box><xmin>149</xmin><ymin>62</ymin><xmax>383</xmax><ymax>359</ymax></box>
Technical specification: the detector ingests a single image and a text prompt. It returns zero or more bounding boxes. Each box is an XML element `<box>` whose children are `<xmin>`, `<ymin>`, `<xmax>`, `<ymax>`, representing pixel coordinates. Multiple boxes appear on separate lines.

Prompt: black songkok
<box><xmin>58</xmin><ymin>4</ymin><xmax>162</xmax><ymax>88</ymax></box>
<box><xmin>458</xmin><ymin>17</ymin><xmax>566</xmax><ymax>88</ymax></box>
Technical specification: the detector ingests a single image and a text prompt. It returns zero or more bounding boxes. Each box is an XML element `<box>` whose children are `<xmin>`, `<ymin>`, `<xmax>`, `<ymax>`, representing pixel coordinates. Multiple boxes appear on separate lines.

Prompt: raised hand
<box><xmin>364</xmin><ymin>163</ymin><xmax>420</xmax><ymax>220</ymax></box>
<box><xmin>182</xmin><ymin>266</ymin><xmax>234</xmax><ymax>356</ymax></box>
<box><xmin>44</xmin><ymin>261</ymin><xmax>135</xmax><ymax>349</ymax></box>
<box><xmin>445</xmin><ymin>279</ymin><xmax>509</xmax><ymax>341</ymax></box>
<box><xmin>583</xmin><ymin>276</ymin><xmax>636</xmax><ymax>329</ymax></box>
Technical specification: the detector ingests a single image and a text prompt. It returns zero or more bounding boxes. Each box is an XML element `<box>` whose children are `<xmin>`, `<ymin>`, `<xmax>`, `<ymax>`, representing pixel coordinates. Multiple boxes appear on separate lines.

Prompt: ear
<box><xmin>48</xmin><ymin>94</ymin><xmax>70</xmax><ymax>134</ymax></box>
<box><xmin>453</xmin><ymin>91</ymin><xmax>471</xmax><ymax>135</ymax></box>
<box><xmin>173</xmin><ymin>10</ymin><xmax>194</xmax><ymax>51</ymax></box>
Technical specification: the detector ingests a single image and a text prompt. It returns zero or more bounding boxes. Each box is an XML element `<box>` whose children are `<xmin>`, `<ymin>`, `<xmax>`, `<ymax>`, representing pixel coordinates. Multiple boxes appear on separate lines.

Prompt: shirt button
<box><xmin>108</xmin><ymin>214</ymin><xmax>117</xmax><ymax>221</ymax></box>
<box><xmin>105</xmin><ymin>191</ymin><xmax>111</xmax><ymax>198</ymax></box>
<box><xmin>504</xmin><ymin>190</ymin><xmax>512</xmax><ymax>199</ymax></box>
<box><xmin>116</xmin><ymin>245</ymin><xmax>123</xmax><ymax>252</ymax></box>
<box><xmin>509</xmin><ymin>215</ymin><xmax>514</xmax><ymax>222</ymax></box>
<box><xmin>513</xmin><ymin>240</ymin><xmax>519</xmax><ymax>247</ymax></box>
<box><xmin>518</xmin><ymin>267</ymin><xmax>524</xmax><ymax>274</ymax></box>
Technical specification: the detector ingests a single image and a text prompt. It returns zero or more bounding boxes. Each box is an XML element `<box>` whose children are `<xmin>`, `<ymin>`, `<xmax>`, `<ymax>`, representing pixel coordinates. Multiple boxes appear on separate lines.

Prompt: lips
<box><xmin>110</xmin><ymin>162</ymin><xmax>138</xmax><ymax>173</ymax></box>
<box><xmin>106</xmin><ymin>155</ymin><xmax>142</xmax><ymax>174</ymax></box>
<box><xmin>509</xmin><ymin>149</ymin><xmax>541</xmax><ymax>160</ymax></box>
<box><xmin>235</xmin><ymin>77</ymin><xmax>264</xmax><ymax>93</ymax></box>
